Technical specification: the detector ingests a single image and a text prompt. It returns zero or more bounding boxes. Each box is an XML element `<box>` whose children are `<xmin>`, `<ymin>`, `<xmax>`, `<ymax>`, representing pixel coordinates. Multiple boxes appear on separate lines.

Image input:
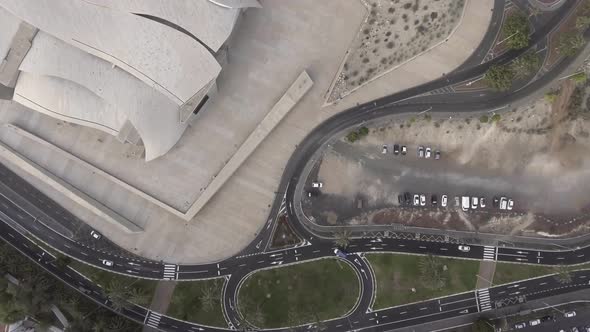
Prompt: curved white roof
<box><xmin>0</xmin><ymin>0</ymin><xmax>221</xmax><ymax>105</ymax></box>
<box><xmin>83</xmin><ymin>0</ymin><xmax>240</xmax><ymax>52</ymax></box>
<box><xmin>17</xmin><ymin>32</ymin><xmax>189</xmax><ymax>161</ymax></box>
<box><xmin>208</xmin><ymin>0</ymin><xmax>261</xmax><ymax>9</ymax></box>
<box><xmin>0</xmin><ymin>6</ymin><xmax>21</xmax><ymax>60</ymax></box>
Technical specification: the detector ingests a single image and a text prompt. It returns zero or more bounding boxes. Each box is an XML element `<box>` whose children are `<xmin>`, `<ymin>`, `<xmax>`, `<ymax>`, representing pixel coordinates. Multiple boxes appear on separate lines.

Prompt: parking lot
<box><xmin>302</xmin><ymin>103</ymin><xmax>590</xmax><ymax>238</ymax></box>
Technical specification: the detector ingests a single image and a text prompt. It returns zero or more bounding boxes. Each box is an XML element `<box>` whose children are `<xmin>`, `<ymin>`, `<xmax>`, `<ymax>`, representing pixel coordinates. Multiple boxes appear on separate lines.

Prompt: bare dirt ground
<box><xmin>328</xmin><ymin>0</ymin><xmax>465</xmax><ymax>103</ymax></box>
<box><xmin>307</xmin><ymin>77</ymin><xmax>590</xmax><ymax>238</ymax></box>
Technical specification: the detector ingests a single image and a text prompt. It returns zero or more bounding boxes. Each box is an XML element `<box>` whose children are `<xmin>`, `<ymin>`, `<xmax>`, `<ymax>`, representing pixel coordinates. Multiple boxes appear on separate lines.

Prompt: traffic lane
<box><xmin>438</xmin><ymin>292</ymin><xmax>477</xmax><ymax>311</ymax></box>
<box><xmin>0</xmin><ymin>220</ymin><xmax>164</xmax><ymax>279</ymax></box>
<box><xmin>347</xmin><ymin>237</ymin><xmax>484</xmax><ymax>260</ymax></box>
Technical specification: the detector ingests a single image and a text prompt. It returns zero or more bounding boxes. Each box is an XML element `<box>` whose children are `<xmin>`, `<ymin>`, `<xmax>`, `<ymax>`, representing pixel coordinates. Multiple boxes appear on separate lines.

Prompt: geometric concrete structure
<box><xmin>0</xmin><ymin>0</ymin><xmax>260</xmax><ymax>161</ymax></box>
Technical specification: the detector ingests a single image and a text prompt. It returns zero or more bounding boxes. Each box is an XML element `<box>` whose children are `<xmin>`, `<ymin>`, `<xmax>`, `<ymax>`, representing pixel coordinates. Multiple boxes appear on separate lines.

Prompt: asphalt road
<box><xmin>0</xmin><ymin>1</ymin><xmax>588</xmax><ymax>331</ymax></box>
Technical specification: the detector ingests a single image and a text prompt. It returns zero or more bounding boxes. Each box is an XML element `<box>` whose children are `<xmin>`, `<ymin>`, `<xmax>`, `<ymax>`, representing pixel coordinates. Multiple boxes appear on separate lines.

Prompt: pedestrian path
<box><xmin>163</xmin><ymin>264</ymin><xmax>177</xmax><ymax>280</ymax></box>
<box><xmin>476</xmin><ymin>288</ymin><xmax>492</xmax><ymax>312</ymax></box>
<box><xmin>145</xmin><ymin>311</ymin><xmax>162</xmax><ymax>329</ymax></box>
<box><xmin>483</xmin><ymin>246</ymin><xmax>496</xmax><ymax>261</ymax></box>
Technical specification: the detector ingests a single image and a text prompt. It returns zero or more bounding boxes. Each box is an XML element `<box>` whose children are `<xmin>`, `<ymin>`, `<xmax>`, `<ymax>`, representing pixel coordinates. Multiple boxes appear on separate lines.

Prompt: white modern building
<box><xmin>0</xmin><ymin>0</ymin><xmax>260</xmax><ymax>161</ymax></box>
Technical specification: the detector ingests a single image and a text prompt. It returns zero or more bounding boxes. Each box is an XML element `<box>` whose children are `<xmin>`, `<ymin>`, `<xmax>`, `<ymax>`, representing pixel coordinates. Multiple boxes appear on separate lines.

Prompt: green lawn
<box><xmin>367</xmin><ymin>254</ymin><xmax>479</xmax><ymax>309</ymax></box>
<box><xmin>167</xmin><ymin>278</ymin><xmax>226</xmax><ymax>327</ymax></box>
<box><xmin>493</xmin><ymin>263</ymin><xmax>590</xmax><ymax>286</ymax></box>
<box><xmin>70</xmin><ymin>261</ymin><xmax>157</xmax><ymax>302</ymax></box>
<box><xmin>238</xmin><ymin>258</ymin><xmax>359</xmax><ymax>328</ymax></box>
<box><xmin>492</xmin><ymin>263</ymin><xmax>554</xmax><ymax>285</ymax></box>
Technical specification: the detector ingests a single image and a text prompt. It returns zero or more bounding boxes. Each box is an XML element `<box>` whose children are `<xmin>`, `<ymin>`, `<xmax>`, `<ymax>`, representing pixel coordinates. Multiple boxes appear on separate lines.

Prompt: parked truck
<box><xmin>461</xmin><ymin>196</ymin><xmax>470</xmax><ymax>212</ymax></box>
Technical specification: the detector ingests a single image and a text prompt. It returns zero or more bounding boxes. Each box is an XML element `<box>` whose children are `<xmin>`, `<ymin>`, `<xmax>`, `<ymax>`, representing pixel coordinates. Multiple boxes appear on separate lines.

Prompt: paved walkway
<box><xmin>476</xmin><ymin>261</ymin><xmax>497</xmax><ymax>289</ymax></box>
<box><xmin>142</xmin><ymin>281</ymin><xmax>177</xmax><ymax>332</ymax></box>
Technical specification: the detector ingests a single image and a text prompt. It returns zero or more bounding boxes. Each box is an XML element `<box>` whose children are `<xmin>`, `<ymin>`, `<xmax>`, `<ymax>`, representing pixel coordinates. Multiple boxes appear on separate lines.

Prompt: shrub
<box><xmin>503</xmin><ymin>12</ymin><xmax>531</xmax><ymax>49</ymax></box>
<box><xmin>479</xmin><ymin>115</ymin><xmax>489</xmax><ymax>123</ymax></box>
<box><xmin>484</xmin><ymin>64</ymin><xmax>515</xmax><ymax>91</ymax></box>
<box><xmin>491</xmin><ymin>114</ymin><xmax>501</xmax><ymax>122</ymax></box>
<box><xmin>358</xmin><ymin>126</ymin><xmax>369</xmax><ymax>136</ymax></box>
<box><xmin>346</xmin><ymin>131</ymin><xmax>359</xmax><ymax>142</ymax></box>
<box><xmin>545</xmin><ymin>90</ymin><xmax>559</xmax><ymax>103</ymax></box>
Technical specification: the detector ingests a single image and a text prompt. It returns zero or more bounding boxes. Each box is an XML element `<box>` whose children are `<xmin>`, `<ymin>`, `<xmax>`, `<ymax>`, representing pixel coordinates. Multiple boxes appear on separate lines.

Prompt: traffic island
<box><xmin>367</xmin><ymin>253</ymin><xmax>479</xmax><ymax>309</ymax></box>
<box><xmin>237</xmin><ymin>258</ymin><xmax>359</xmax><ymax>328</ymax></box>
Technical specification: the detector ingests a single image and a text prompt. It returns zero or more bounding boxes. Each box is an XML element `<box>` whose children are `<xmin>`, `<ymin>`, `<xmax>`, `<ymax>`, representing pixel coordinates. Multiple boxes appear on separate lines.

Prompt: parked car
<box><xmin>499</xmin><ymin>197</ymin><xmax>507</xmax><ymax>210</ymax></box>
<box><xmin>307</xmin><ymin>191</ymin><xmax>317</xmax><ymax>198</ymax></box>
<box><xmin>441</xmin><ymin>195</ymin><xmax>448</xmax><ymax>207</ymax></box>
<box><xmin>435</xmin><ymin>150</ymin><xmax>441</xmax><ymax>160</ymax></box>
<box><xmin>514</xmin><ymin>322</ymin><xmax>526</xmax><ymax>329</ymax></box>
<box><xmin>382</xmin><ymin>145</ymin><xmax>388</xmax><ymax>154</ymax></box>
<box><xmin>529</xmin><ymin>319</ymin><xmax>540</xmax><ymax>326</ymax></box>
<box><xmin>334</xmin><ymin>249</ymin><xmax>347</xmax><ymax>259</ymax></box>
<box><xmin>454</xmin><ymin>196</ymin><xmax>460</xmax><ymax>207</ymax></box>
<box><xmin>414</xmin><ymin>194</ymin><xmax>420</xmax><ymax>206</ymax></box>
<box><xmin>401</xmin><ymin>146</ymin><xmax>407</xmax><ymax>155</ymax></box>
<box><xmin>393</xmin><ymin>144</ymin><xmax>400</xmax><ymax>155</ymax></box>
<box><xmin>101</xmin><ymin>259</ymin><xmax>114</xmax><ymax>267</ymax></box>
<box><xmin>507</xmin><ymin>199</ymin><xmax>514</xmax><ymax>210</ymax></box>
<box><xmin>431</xmin><ymin>194</ymin><xmax>437</xmax><ymax>205</ymax></box>
<box><xmin>492</xmin><ymin>196</ymin><xmax>500</xmax><ymax>208</ymax></box>
<box><xmin>471</xmin><ymin>197</ymin><xmax>478</xmax><ymax>209</ymax></box>
<box><xmin>425</xmin><ymin>147</ymin><xmax>432</xmax><ymax>159</ymax></box>
<box><xmin>312</xmin><ymin>181</ymin><xmax>323</xmax><ymax>188</ymax></box>
<box><xmin>418</xmin><ymin>146</ymin><xmax>424</xmax><ymax>158</ymax></box>
<box><xmin>564</xmin><ymin>311</ymin><xmax>577</xmax><ymax>318</ymax></box>
<box><xmin>480</xmin><ymin>197</ymin><xmax>486</xmax><ymax>208</ymax></box>
<box><xmin>540</xmin><ymin>315</ymin><xmax>554</xmax><ymax>323</ymax></box>
<box><xmin>572</xmin><ymin>327</ymin><xmax>579</xmax><ymax>332</ymax></box>
<box><xmin>420</xmin><ymin>194</ymin><xmax>426</xmax><ymax>206</ymax></box>
<box><xmin>458</xmin><ymin>245</ymin><xmax>470</xmax><ymax>252</ymax></box>
<box><xmin>90</xmin><ymin>230</ymin><xmax>101</xmax><ymax>240</ymax></box>
<box><xmin>398</xmin><ymin>195</ymin><xmax>404</xmax><ymax>205</ymax></box>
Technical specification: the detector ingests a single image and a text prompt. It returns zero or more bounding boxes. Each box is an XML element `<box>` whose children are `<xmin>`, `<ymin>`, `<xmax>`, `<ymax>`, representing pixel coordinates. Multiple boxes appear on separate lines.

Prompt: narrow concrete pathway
<box><xmin>142</xmin><ymin>280</ymin><xmax>177</xmax><ymax>332</ymax></box>
<box><xmin>476</xmin><ymin>260</ymin><xmax>497</xmax><ymax>289</ymax></box>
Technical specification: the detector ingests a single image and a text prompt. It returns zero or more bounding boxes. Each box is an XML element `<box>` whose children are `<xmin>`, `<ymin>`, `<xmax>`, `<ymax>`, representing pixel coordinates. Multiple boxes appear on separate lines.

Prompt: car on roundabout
<box><xmin>334</xmin><ymin>249</ymin><xmax>347</xmax><ymax>259</ymax></box>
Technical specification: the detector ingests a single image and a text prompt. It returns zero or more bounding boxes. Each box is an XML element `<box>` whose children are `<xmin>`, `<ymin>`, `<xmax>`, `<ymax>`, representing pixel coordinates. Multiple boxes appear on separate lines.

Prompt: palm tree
<box><xmin>419</xmin><ymin>255</ymin><xmax>447</xmax><ymax>290</ymax></box>
<box><xmin>105</xmin><ymin>280</ymin><xmax>129</xmax><ymax>311</ymax></box>
<box><xmin>128</xmin><ymin>287</ymin><xmax>149</xmax><ymax>306</ymax></box>
<box><xmin>333</xmin><ymin>230</ymin><xmax>352</xmax><ymax>249</ymax></box>
<box><xmin>576</xmin><ymin>16</ymin><xmax>590</xmax><ymax>31</ymax></box>
<box><xmin>200</xmin><ymin>285</ymin><xmax>217</xmax><ymax>312</ymax></box>
<box><xmin>553</xmin><ymin>264</ymin><xmax>572</xmax><ymax>284</ymax></box>
<box><xmin>106</xmin><ymin>316</ymin><xmax>129</xmax><ymax>331</ymax></box>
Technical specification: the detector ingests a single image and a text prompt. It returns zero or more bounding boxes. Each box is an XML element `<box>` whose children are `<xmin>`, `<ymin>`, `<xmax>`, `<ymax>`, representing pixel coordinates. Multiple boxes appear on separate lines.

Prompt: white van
<box><xmin>499</xmin><ymin>197</ymin><xmax>507</xmax><ymax>210</ymax></box>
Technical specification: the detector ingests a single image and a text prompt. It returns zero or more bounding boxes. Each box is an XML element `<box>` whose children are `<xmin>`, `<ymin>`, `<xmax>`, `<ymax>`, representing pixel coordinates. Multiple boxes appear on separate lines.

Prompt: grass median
<box><xmin>167</xmin><ymin>278</ymin><xmax>226</xmax><ymax>327</ymax></box>
<box><xmin>367</xmin><ymin>253</ymin><xmax>479</xmax><ymax>309</ymax></box>
<box><xmin>237</xmin><ymin>258</ymin><xmax>359</xmax><ymax>328</ymax></box>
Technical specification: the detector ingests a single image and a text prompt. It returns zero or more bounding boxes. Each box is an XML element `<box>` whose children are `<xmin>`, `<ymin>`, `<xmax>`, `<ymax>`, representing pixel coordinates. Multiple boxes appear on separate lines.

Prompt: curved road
<box><xmin>1</xmin><ymin>1</ymin><xmax>590</xmax><ymax>331</ymax></box>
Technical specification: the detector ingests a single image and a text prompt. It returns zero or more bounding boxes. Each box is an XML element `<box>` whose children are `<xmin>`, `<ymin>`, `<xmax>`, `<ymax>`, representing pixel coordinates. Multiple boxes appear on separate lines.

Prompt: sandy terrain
<box><xmin>311</xmin><ymin>78</ymin><xmax>590</xmax><ymax>238</ymax></box>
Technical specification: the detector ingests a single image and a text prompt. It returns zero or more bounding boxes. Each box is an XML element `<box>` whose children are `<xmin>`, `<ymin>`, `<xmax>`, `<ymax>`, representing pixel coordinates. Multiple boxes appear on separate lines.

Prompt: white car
<box><xmin>480</xmin><ymin>197</ymin><xmax>486</xmax><ymax>208</ymax></box>
<box><xmin>458</xmin><ymin>245</ymin><xmax>470</xmax><ymax>252</ymax></box>
<box><xmin>401</xmin><ymin>146</ymin><xmax>407</xmax><ymax>155</ymax></box>
<box><xmin>425</xmin><ymin>147</ymin><xmax>432</xmax><ymax>159</ymax></box>
<box><xmin>418</xmin><ymin>146</ymin><xmax>424</xmax><ymax>158</ymax></box>
<box><xmin>499</xmin><ymin>197</ymin><xmax>507</xmax><ymax>210</ymax></box>
<box><xmin>507</xmin><ymin>199</ymin><xmax>514</xmax><ymax>210</ymax></box>
<box><xmin>413</xmin><ymin>194</ymin><xmax>420</xmax><ymax>206</ymax></box>
<box><xmin>529</xmin><ymin>319</ymin><xmax>540</xmax><ymax>326</ymax></box>
<box><xmin>514</xmin><ymin>322</ymin><xmax>526</xmax><ymax>329</ymax></box>
<box><xmin>312</xmin><ymin>181</ymin><xmax>323</xmax><ymax>188</ymax></box>
<box><xmin>382</xmin><ymin>145</ymin><xmax>388</xmax><ymax>154</ymax></box>
<box><xmin>471</xmin><ymin>197</ymin><xmax>478</xmax><ymax>209</ymax></box>
<box><xmin>420</xmin><ymin>194</ymin><xmax>426</xmax><ymax>206</ymax></box>
<box><xmin>564</xmin><ymin>311</ymin><xmax>576</xmax><ymax>318</ymax></box>
<box><xmin>101</xmin><ymin>259</ymin><xmax>114</xmax><ymax>267</ymax></box>
<box><xmin>90</xmin><ymin>230</ymin><xmax>101</xmax><ymax>240</ymax></box>
<box><xmin>441</xmin><ymin>195</ymin><xmax>447</xmax><ymax>207</ymax></box>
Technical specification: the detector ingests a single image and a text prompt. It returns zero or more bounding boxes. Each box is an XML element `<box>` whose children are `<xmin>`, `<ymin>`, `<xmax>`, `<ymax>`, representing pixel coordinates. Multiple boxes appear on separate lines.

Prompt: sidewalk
<box><xmin>142</xmin><ymin>281</ymin><xmax>177</xmax><ymax>332</ymax></box>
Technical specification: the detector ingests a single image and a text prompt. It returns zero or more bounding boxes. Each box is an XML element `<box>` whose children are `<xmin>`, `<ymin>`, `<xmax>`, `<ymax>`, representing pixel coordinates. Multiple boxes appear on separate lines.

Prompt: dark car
<box><xmin>540</xmin><ymin>315</ymin><xmax>555</xmax><ymax>322</ymax></box>
<box><xmin>435</xmin><ymin>150</ymin><xmax>441</xmax><ymax>160</ymax></box>
<box><xmin>492</xmin><ymin>196</ymin><xmax>499</xmax><ymax>208</ymax></box>
<box><xmin>398</xmin><ymin>194</ymin><xmax>404</xmax><ymax>204</ymax></box>
<box><xmin>393</xmin><ymin>144</ymin><xmax>400</xmax><ymax>155</ymax></box>
<box><xmin>431</xmin><ymin>194</ymin><xmax>438</xmax><ymax>205</ymax></box>
<box><xmin>404</xmin><ymin>192</ymin><xmax>412</xmax><ymax>205</ymax></box>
